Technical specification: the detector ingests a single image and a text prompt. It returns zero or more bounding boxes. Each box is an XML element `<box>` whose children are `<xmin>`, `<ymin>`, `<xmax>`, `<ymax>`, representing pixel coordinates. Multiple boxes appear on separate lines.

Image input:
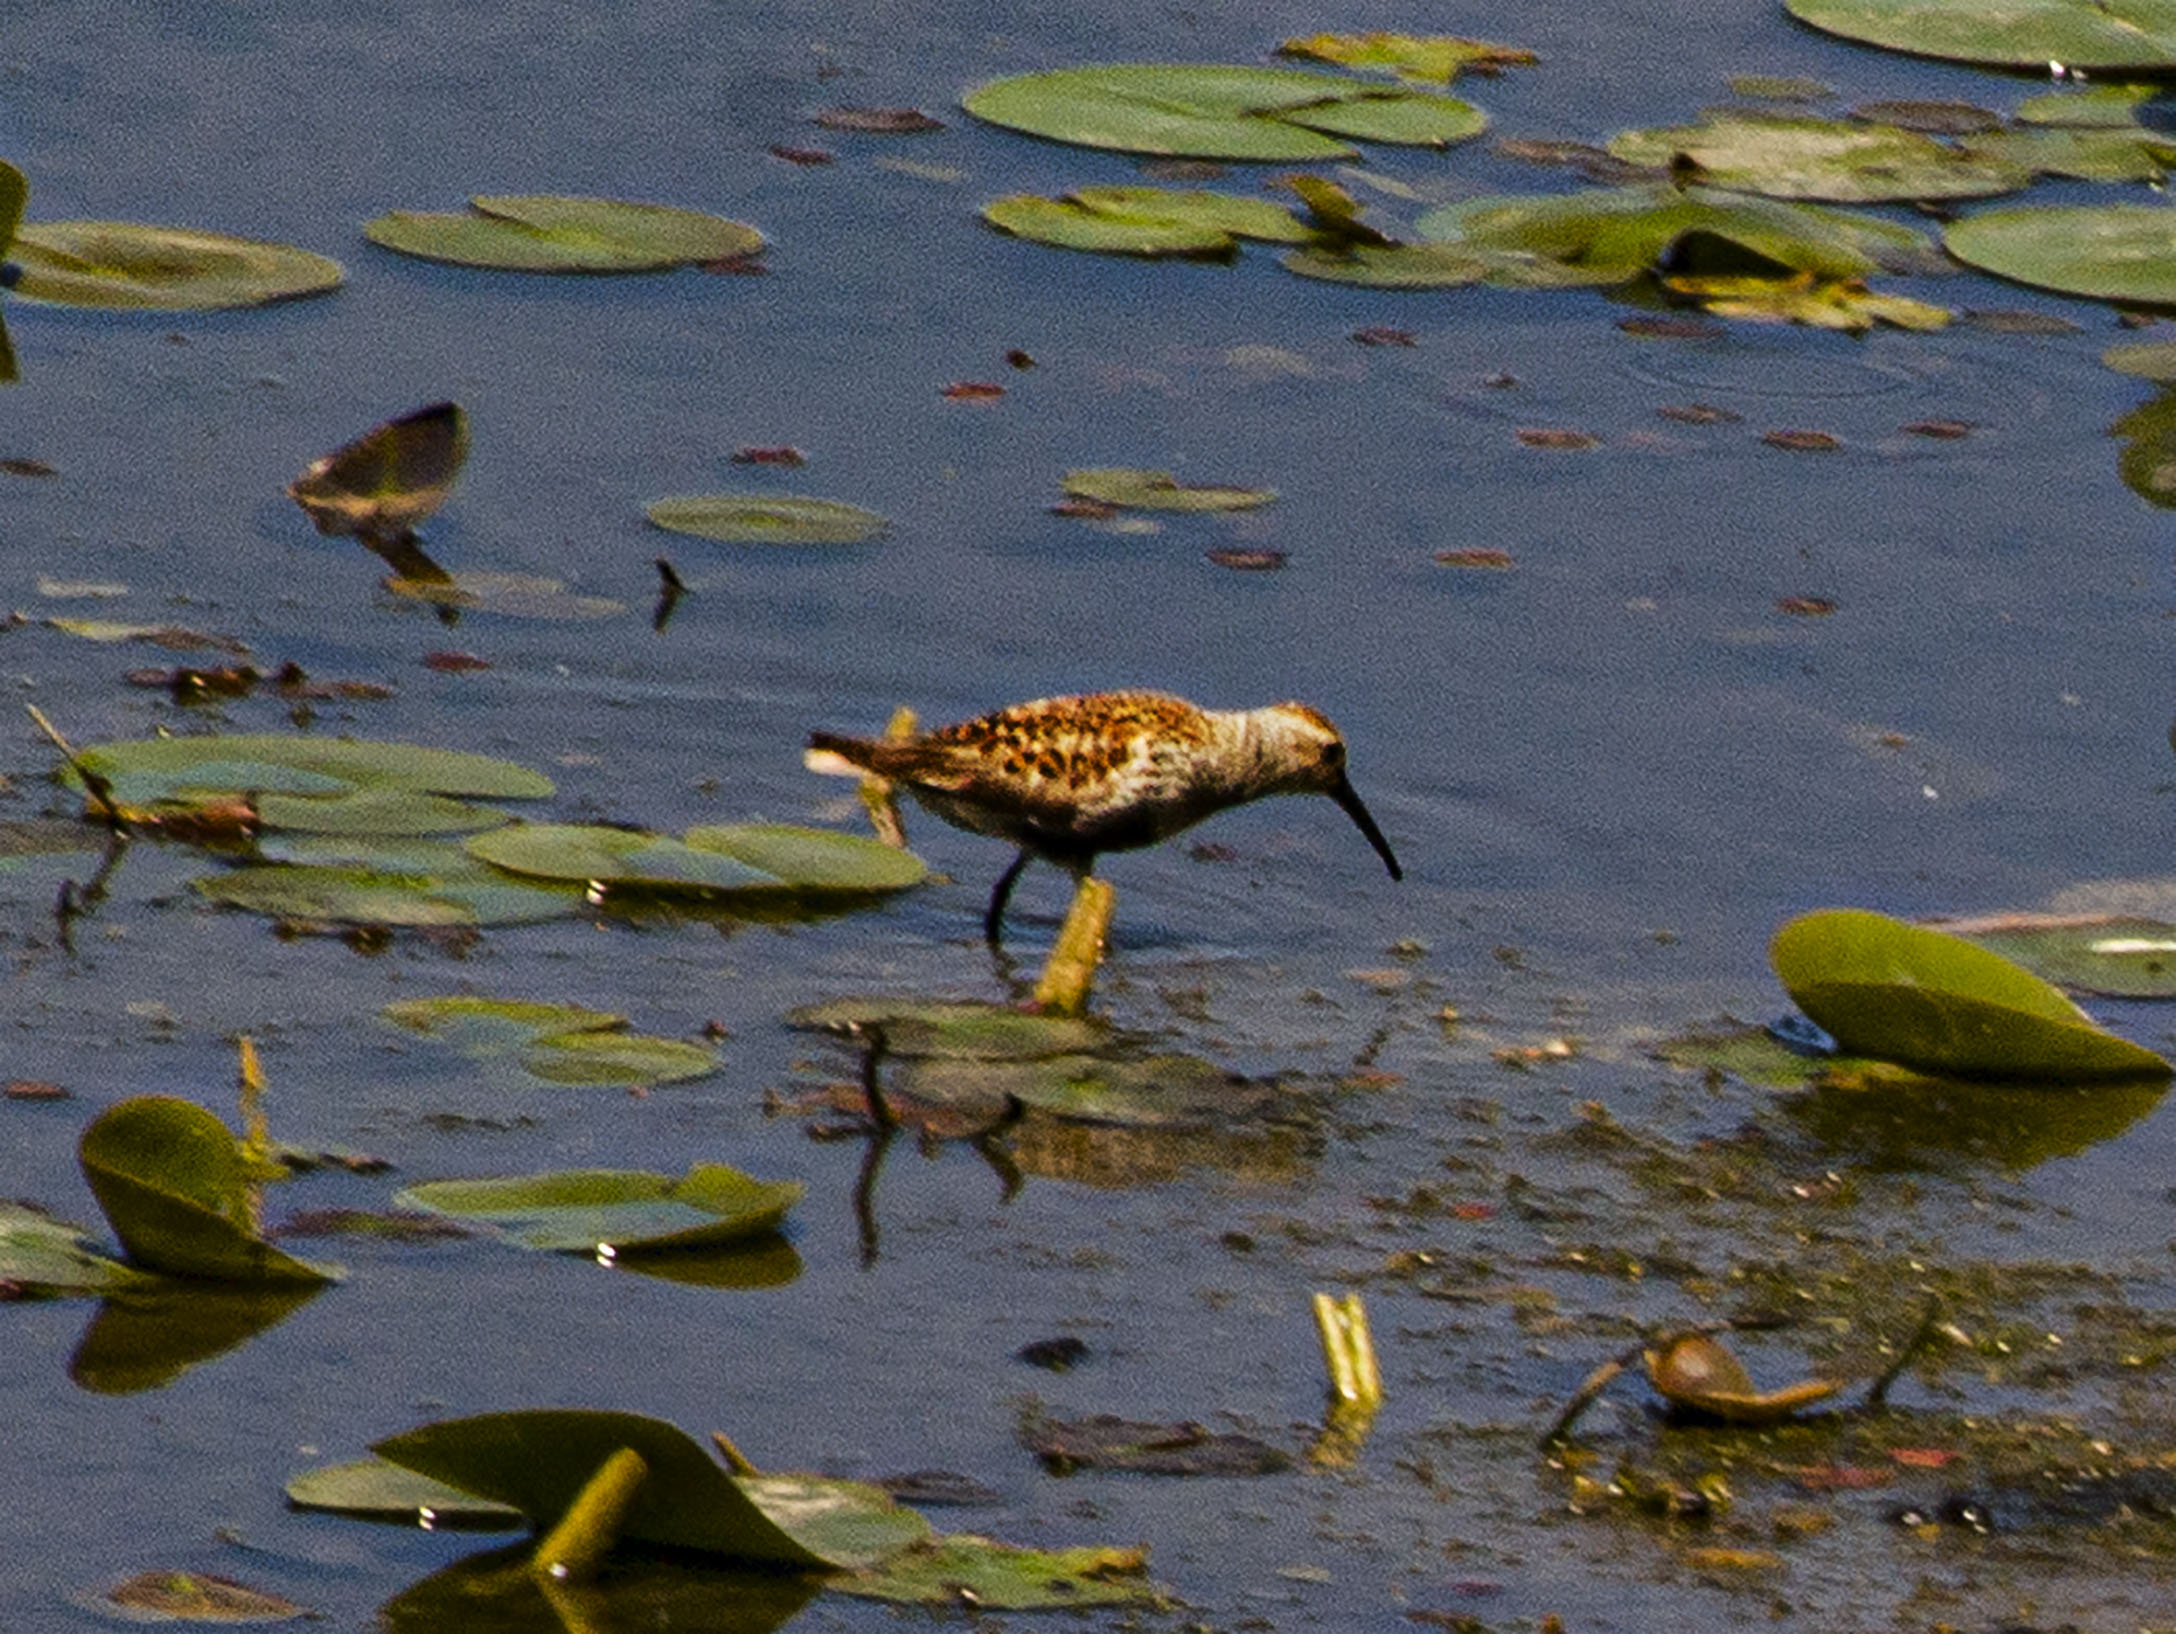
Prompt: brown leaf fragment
<box><xmin>0</xmin><ymin>457</ymin><xmax>55</xmax><ymax>478</ymax></box>
<box><xmin>1850</xmin><ymin>98</ymin><xmax>2002</xmax><ymax>134</ymax></box>
<box><xmin>1205</xmin><ymin>547</ymin><xmax>1286</xmax><ymax>571</ymax></box>
<box><xmin>1023</xmin><ymin>1413</ymin><xmax>1291</xmax><ymax>1476</ymax></box>
<box><xmin>1901</xmin><ymin>418</ymin><xmax>1973</xmax><ymax>439</ymax></box>
<box><xmin>1657</xmin><ymin>402</ymin><xmax>1741</xmax><ymax>424</ymax></box>
<box><xmin>769</xmin><ymin>144</ymin><xmax>835</xmax><ymax>165</ymax></box>
<box><xmin>941</xmin><ymin>380</ymin><xmax>1006</xmax><ymax>401</ymax></box>
<box><xmin>1136</xmin><ymin>158</ymin><xmax>1228</xmax><ymax>182</ymax></box>
<box><xmin>102</xmin><ymin>1571</ymin><xmax>306</xmax><ymax>1621</ymax></box>
<box><xmin>1793</xmin><ymin>1463</ymin><xmax>1893</xmax><ymax>1491</ymax></box>
<box><xmin>1050</xmin><ymin>498</ymin><xmax>1118</xmax><ymax>520</ymax></box>
<box><xmin>731</xmin><ymin>445</ymin><xmax>808</xmax><ymax>465</ymax></box>
<box><xmin>421</xmin><ymin>650</ymin><xmax>491</xmax><ymax>673</ymax></box>
<box><xmin>5</xmin><ymin>1079</ymin><xmax>69</xmax><ymax>1100</ymax></box>
<box><xmin>1517</xmin><ymin>427</ymin><xmax>1599</xmax><ymax>450</ymax></box>
<box><xmin>1619</xmin><ymin>315</ymin><xmax>1726</xmax><ymax>340</ymax></box>
<box><xmin>815</xmin><ymin>106</ymin><xmax>944</xmax><ymax>133</ymax></box>
<box><xmin>698</xmin><ymin>252</ymin><xmax>769</xmax><ymax>275</ymax></box>
<box><xmin>1435</xmin><ymin>547</ymin><xmax>1514</xmax><ymax>569</ymax></box>
<box><xmin>1005</xmin><ymin>348</ymin><xmax>1036</xmax><ymax>369</ymax></box>
<box><xmin>1763</xmin><ymin>428</ymin><xmax>1841</xmax><ymax>452</ymax></box>
<box><xmin>1352</xmin><ymin>325</ymin><xmax>1417</xmax><ymax>346</ymax></box>
<box><xmin>1776</xmin><ymin>596</ymin><xmax>1837</xmax><ymax>617</ymax></box>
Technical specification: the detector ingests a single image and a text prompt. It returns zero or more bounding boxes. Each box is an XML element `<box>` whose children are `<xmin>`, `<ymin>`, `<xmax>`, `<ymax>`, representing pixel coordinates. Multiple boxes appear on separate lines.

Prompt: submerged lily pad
<box><xmin>0</xmin><ymin>1200</ymin><xmax>150</xmax><ymax>1296</ymax></box>
<box><xmin>963</xmin><ymin>64</ymin><xmax>1485</xmax><ymax>160</ymax></box>
<box><xmin>682</xmin><ymin>824</ymin><xmax>928</xmax><ymax>892</ymax></box>
<box><xmin>92</xmin><ymin>1570</ymin><xmax>308</xmax><ymax>1624</ymax></box>
<box><xmin>395</xmin><ymin>1164</ymin><xmax>799</xmax><ymax>1252</ymax></box>
<box><xmin>841</xmin><ymin>1536</ymin><xmax>1156</xmax><ymax>1608</ymax></box>
<box><xmin>1786</xmin><ymin>0</ymin><xmax>2176</xmax><ymax>71</ymax></box>
<box><xmin>1280</xmin><ymin>241</ymin><xmax>1497</xmax><ymax>288</ymax></box>
<box><xmin>382</xmin><ymin>568</ymin><xmax>624</xmax><ymax>620</ymax></box>
<box><xmin>366</xmin><ymin>195</ymin><xmax>762</xmax><ymax>272</ymax></box>
<box><xmin>1416</xmin><ymin>184</ymin><xmax>1938</xmax><ymax>282</ymax></box>
<box><xmin>1945</xmin><ymin>205</ymin><xmax>2176</xmax><ymax>305</ymax></box>
<box><xmin>787</xmin><ymin>995</ymin><xmax>1107</xmax><ymax>1059</ymax></box>
<box><xmin>373</xmin><ymin>1410</ymin><xmax>927</xmax><ymax>1566</ymax></box>
<box><xmin>982</xmin><ymin>187</ymin><xmax>1312</xmax><ymax>256</ymax></box>
<box><xmin>1605</xmin><ymin>112</ymin><xmax>2030</xmax><ymax>202</ymax></box>
<box><xmin>1769</xmin><ymin>908</ymin><xmax>2171</xmax><ymax>1082</ymax></box>
<box><xmin>6</xmin><ymin>222</ymin><xmax>344</xmax><ymax>309</ymax></box>
<box><xmin>646</xmin><ymin>495</ymin><xmax>888</xmax><ymax>544</ymax></box>
<box><xmin>1062</xmin><ymin>468</ymin><xmax>1277</xmax><ymax>511</ymax></box>
<box><xmin>78</xmin><ymin>1097</ymin><xmax>333</xmax><ymax>1282</ymax></box>
<box><xmin>289</xmin><ymin>403</ymin><xmax>467</xmax><ymax>543</ymax></box>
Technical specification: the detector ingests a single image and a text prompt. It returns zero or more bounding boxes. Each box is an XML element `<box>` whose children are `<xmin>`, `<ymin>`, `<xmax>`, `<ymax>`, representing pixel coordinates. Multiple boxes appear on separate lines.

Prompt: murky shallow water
<box><xmin>6</xmin><ymin>0</ymin><xmax>2176</xmax><ymax>1628</ymax></box>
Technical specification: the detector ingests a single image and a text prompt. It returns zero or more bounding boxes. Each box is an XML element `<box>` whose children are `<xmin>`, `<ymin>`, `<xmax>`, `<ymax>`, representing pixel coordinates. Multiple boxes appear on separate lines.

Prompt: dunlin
<box><xmin>806</xmin><ymin>690</ymin><xmax>1402</xmax><ymax>944</ymax></box>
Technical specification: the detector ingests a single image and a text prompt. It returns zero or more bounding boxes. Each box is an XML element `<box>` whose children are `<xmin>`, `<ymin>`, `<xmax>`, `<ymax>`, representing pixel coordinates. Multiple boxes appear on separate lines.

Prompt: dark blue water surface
<box><xmin>6</xmin><ymin>1</ymin><xmax>2176</xmax><ymax>1627</ymax></box>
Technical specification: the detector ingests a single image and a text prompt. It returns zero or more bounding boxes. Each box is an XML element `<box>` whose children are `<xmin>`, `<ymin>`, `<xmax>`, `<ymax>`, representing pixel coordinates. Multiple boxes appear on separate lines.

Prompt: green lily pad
<box><xmin>841</xmin><ymin>1536</ymin><xmax>1156</xmax><ymax>1608</ymax></box>
<box><xmin>982</xmin><ymin>186</ymin><xmax>1313</xmax><ymax>257</ymax></box>
<box><xmin>645</xmin><ymin>495</ymin><xmax>888</xmax><ymax>544</ymax></box>
<box><xmin>1605</xmin><ymin>111</ymin><xmax>2030</xmax><ymax>202</ymax></box>
<box><xmin>254</xmin><ymin>787</ymin><xmax>511</xmax><ymax>837</ymax></box>
<box><xmin>2017</xmin><ymin>83</ymin><xmax>2159</xmax><ymax>126</ymax></box>
<box><xmin>6</xmin><ymin>221</ymin><xmax>344</xmax><ymax>309</ymax></box>
<box><xmin>383</xmin><ymin>994</ymin><xmax>719</xmax><ymax>1083</ymax></box>
<box><xmin>1416</xmin><ymin>184</ymin><xmax>1938</xmax><ymax>282</ymax></box>
<box><xmin>394</xmin><ymin>1164</ymin><xmax>799</xmax><ymax>1252</ymax></box>
<box><xmin>2110</xmin><ymin>387</ymin><xmax>2176</xmax><ymax>506</ymax></box>
<box><xmin>196</xmin><ymin>857</ymin><xmax>580</xmax><ymax>928</ymax></box>
<box><xmin>1959</xmin><ymin>126</ymin><xmax>2176</xmax><ymax>182</ymax></box>
<box><xmin>72</xmin><ymin>734</ymin><xmax>553</xmax><ymax>809</ymax></box>
<box><xmin>1947</xmin><ymin>914</ymin><xmax>2176</xmax><ymax>998</ymax></box>
<box><xmin>2103</xmin><ymin>340</ymin><xmax>2176</xmax><ymax>381</ymax></box>
<box><xmin>284</xmin><ymin>1458</ymin><xmax>525</xmax><ymax>1526</ymax></box>
<box><xmin>1946</xmin><ymin>204</ymin><xmax>2176</xmax><ymax>305</ymax></box>
<box><xmin>78</xmin><ymin>1097</ymin><xmax>334</xmax><ymax>1283</ymax></box>
<box><xmin>682</xmin><ymin>823</ymin><xmax>928</xmax><ymax>892</ymax></box>
<box><xmin>383</xmin><ymin>995</ymin><xmax>625</xmax><ymax>1045</ymax></box>
<box><xmin>0</xmin><ymin>1200</ymin><xmax>151</xmax><ymax>1296</ymax></box>
<box><xmin>373</xmin><ymin>1410</ymin><xmax>928</xmax><ymax>1566</ymax></box>
<box><xmin>963</xmin><ymin>64</ymin><xmax>1484</xmax><ymax>161</ymax></box>
<box><xmin>465</xmin><ymin>824</ymin><xmax>782</xmax><ymax>892</ymax></box>
<box><xmin>1769</xmin><ymin>908</ymin><xmax>2171</xmax><ymax>1082</ymax></box>
<box><xmin>787</xmin><ymin>996</ymin><xmax>1107</xmax><ymax>1059</ymax></box>
<box><xmin>1275</xmin><ymin>31</ymin><xmax>1537</xmax><ymax>83</ymax></box>
<box><xmin>1786</xmin><ymin>0</ymin><xmax>2176</xmax><ymax>70</ymax></box>
<box><xmin>521</xmin><ymin>1031</ymin><xmax>719</xmax><ymax>1086</ymax></box>
<box><xmin>365</xmin><ymin>195</ymin><xmax>762</xmax><ymax>272</ymax></box>
<box><xmin>288</xmin><ymin>402</ymin><xmax>467</xmax><ymax>543</ymax></box>
<box><xmin>1062</xmin><ymin>468</ymin><xmax>1277</xmax><ymax>511</ymax></box>
<box><xmin>1280</xmin><ymin>241</ymin><xmax>1498</xmax><ymax>288</ymax></box>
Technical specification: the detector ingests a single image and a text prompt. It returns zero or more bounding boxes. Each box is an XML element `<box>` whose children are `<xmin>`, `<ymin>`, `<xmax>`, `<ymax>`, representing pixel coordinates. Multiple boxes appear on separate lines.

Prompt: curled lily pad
<box><xmin>682</xmin><ymin>823</ymin><xmax>927</xmax><ymax>892</ymax></box>
<box><xmin>1769</xmin><ymin>908</ymin><xmax>2171</xmax><ymax>1082</ymax></box>
<box><xmin>645</xmin><ymin>495</ymin><xmax>888</xmax><ymax>544</ymax></box>
<box><xmin>963</xmin><ymin>64</ymin><xmax>1484</xmax><ymax>160</ymax></box>
<box><xmin>1786</xmin><ymin>0</ymin><xmax>2176</xmax><ymax>70</ymax></box>
<box><xmin>1945</xmin><ymin>205</ymin><xmax>2176</xmax><ymax>305</ymax></box>
<box><xmin>982</xmin><ymin>187</ymin><xmax>1312</xmax><ymax>257</ymax></box>
<box><xmin>1605</xmin><ymin>112</ymin><xmax>2030</xmax><ymax>202</ymax></box>
<box><xmin>288</xmin><ymin>402</ymin><xmax>467</xmax><ymax>543</ymax></box>
<box><xmin>366</xmin><ymin>195</ymin><xmax>762</xmax><ymax>272</ymax></box>
<box><xmin>1644</xmin><ymin>1334</ymin><xmax>1840</xmax><ymax>1424</ymax></box>
<box><xmin>6</xmin><ymin>221</ymin><xmax>344</xmax><ymax>309</ymax></box>
<box><xmin>394</xmin><ymin>1164</ymin><xmax>799</xmax><ymax>1252</ymax></box>
<box><xmin>78</xmin><ymin>1097</ymin><xmax>333</xmax><ymax>1283</ymax></box>
<box><xmin>284</xmin><ymin>1458</ymin><xmax>524</xmax><ymax>1526</ymax></box>
<box><xmin>1062</xmin><ymin>468</ymin><xmax>1277</xmax><ymax>511</ymax></box>
<box><xmin>373</xmin><ymin>1410</ymin><xmax>927</xmax><ymax>1566</ymax></box>
<box><xmin>465</xmin><ymin>824</ymin><xmax>781</xmax><ymax>893</ymax></box>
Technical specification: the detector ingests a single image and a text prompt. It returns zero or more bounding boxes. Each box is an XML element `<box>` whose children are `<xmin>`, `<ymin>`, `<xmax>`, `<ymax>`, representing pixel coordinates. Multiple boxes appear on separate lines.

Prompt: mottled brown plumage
<box><xmin>806</xmin><ymin>690</ymin><xmax>1401</xmax><ymax>943</ymax></box>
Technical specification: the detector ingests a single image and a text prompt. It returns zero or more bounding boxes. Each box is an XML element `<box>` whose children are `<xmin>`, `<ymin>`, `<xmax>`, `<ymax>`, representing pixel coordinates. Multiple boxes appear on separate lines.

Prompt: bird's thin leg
<box><xmin>984</xmin><ymin>850</ymin><xmax>1031</xmax><ymax>947</ymax></box>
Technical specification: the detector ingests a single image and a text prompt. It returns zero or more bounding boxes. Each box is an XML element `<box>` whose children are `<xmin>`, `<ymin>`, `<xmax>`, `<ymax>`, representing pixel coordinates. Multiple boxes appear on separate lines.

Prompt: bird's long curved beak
<box><xmin>1330</xmin><ymin>776</ymin><xmax>1402</xmax><ymax>881</ymax></box>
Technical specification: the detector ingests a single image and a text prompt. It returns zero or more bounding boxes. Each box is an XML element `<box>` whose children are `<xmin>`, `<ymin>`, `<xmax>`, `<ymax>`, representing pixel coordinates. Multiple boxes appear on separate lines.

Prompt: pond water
<box><xmin>7</xmin><ymin>0</ymin><xmax>2176</xmax><ymax>1628</ymax></box>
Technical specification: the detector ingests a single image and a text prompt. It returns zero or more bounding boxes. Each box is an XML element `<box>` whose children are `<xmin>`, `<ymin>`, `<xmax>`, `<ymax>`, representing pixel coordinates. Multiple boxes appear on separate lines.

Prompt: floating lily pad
<box><xmin>6</xmin><ymin>222</ymin><xmax>344</xmax><ymax>309</ymax></box>
<box><xmin>382</xmin><ymin>569</ymin><xmax>624</xmax><ymax>620</ymax></box>
<box><xmin>787</xmin><ymin>996</ymin><xmax>1107</xmax><ymax>1059</ymax></box>
<box><xmin>1280</xmin><ymin>241</ymin><xmax>1497</xmax><ymax>287</ymax></box>
<box><xmin>2017</xmin><ymin>83</ymin><xmax>2159</xmax><ymax>127</ymax></box>
<box><xmin>1062</xmin><ymin>468</ymin><xmax>1277</xmax><ymax>511</ymax></box>
<box><xmin>521</xmin><ymin>1032</ymin><xmax>720</xmax><ymax>1085</ymax></box>
<box><xmin>252</xmin><ymin>786</ymin><xmax>511</xmax><ymax>837</ymax></box>
<box><xmin>72</xmin><ymin>734</ymin><xmax>553</xmax><ymax>810</ymax></box>
<box><xmin>682</xmin><ymin>824</ymin><xmax>927</xmax><ymax>892</ymax></box>
<box><xmin>1275</xmin><ymin>32</ymin><xmax>1536</xmax><ymax>83</ymax></box>
<box><xmin>2103</xmin><ymin>339</ymin><xmax>2176</xmax><ymax>381</ymax></box>
<box><xmin>1023</xmin><ymin>1412</ymin><xmax>1290</xmax><ymax>1476</ymax></box>
<box><xmin>383</xmin><ymin>995</ymin><xmax>625</xmax><ymax>1045</ymax></box>
<box><xmin>1605</xmin><ymin>112</ymin><xmax>2030</xmax><ymax>202</ymax></box>
<box><xmin>365</xmin><ymin>195</ymin><xmax>762</xmax><ymax>272</ymax></box>
<box><xmin>1416</xmin><ymin>184</ymin><xmax>1938</xmax><ymax>282</ymax></box>
<box><xmin>395</xmin><ymin>1164</ymin><xmax>798</xmax><ymax>1252</ymax></box>
<box><xmin>1945</xmin><ymin>205</ymin><xmax>2176</xmax><ymax>305</ymax></box>
<box><xmin>0</xmin><ymin>1200</ymin><xmax>150</xmax><ymax>1296</ymax></box>
<box><xmin>982</xmin><ymin>186</ymin><xmax>1312</xmax><ymax>256</ymax></box>
<box><xmin>841</xmin><ymin>1536</ymin><xmax>1156</xmax><ymax>1608</ymax></box>
<box><xmin>963</xmin><ymin>64</ymin><xmax>1485</xmax><ymax>161</ymax></box>
<box><xmin>195</xmin><ymin>857</ymin><xmax>580</xmax><ymax>928</ymax></box>
<box><xmin>1786</xmin><ymin>0</ymin><xmax>2176</xmax><ymax>70</ymax></box>
<box><xmin>2109</xmin><ymin>387</ymin><xmax>2176</xmax><ymax>506</ymax></box>
<box><xmin>283</xmin><ymin>1458</ymin><xmax>525</xmax><ymax>1526</ymax></box>
<box><xmin>78</xmin><ymin>1097</ymin><xmax>334</xmax><ymax>1282</ymax></box>
<box><xmin>466</xmin><ymin>824</ymin><xmax>780</xmax><ymax>892</ymax></box>
<box><xmin>899</xmin><ymin>1051</ymin><xmax>1282</xmax><ymax>1129</ymax></box>
<box><xmin>1769</xmin><ymin>908</ymin><xmax>2171</xmax><ymax>1082</ymax></box>
<box><xmin>289</xmin><ymin>402</ymin><xmax>467</xmax><ymax>543</ymax></box>
<box><xmin>645</xmin><ymin>495</ymin><xmax>888</xmax><ymax>545</ymax></box>
<box><xmin>1944</xmin><ymin>914</ymin><xmax>2176</xmax><ymax>998</ymax></box>
<box><xmin>91</xmin><ymin>1570</ymin><xmax>308</xmax><ymax>1623</ymax></box>
<box><xmin>1959</xmin><ymin>126</ymin><xmax>2176</xmax><ymax>182</ymax></box>
<box><xmin>373</xmin><ymin>1410</ymin><xmax>927</xmax><ymax>1566</ymax></box>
